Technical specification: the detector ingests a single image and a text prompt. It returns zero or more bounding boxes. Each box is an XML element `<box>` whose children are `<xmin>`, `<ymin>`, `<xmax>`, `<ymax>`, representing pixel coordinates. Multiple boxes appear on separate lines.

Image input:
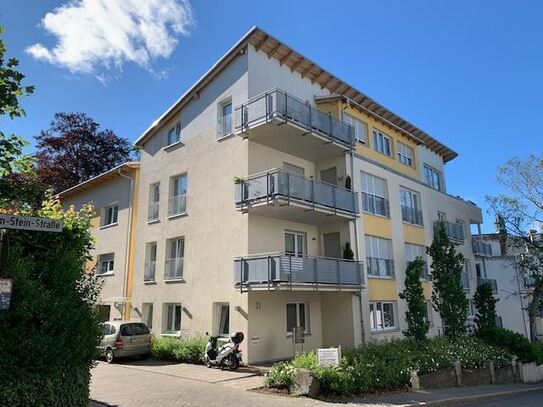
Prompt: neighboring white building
<box><xmin>60</xmin><ymin>27</ymin><xmax>496</xmax><ymax>363</ymax></box>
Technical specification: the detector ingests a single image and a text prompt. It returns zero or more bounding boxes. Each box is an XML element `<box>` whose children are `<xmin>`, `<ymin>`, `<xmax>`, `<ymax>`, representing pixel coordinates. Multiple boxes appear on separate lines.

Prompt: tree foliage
<box><xmin>399</xmin><ymin>257</ymin><xmax>430</xmax><ymax>340</ymax></box>
<box><xmin>473</xmin><ymin>282</ymin><xmax>498</xmax><ymax>331</ymax></box>
<box><xmin>427</xmin><ymin>223</ymin><xmax>469</xmax><ymax>339</ymax></box>
<box><xmin>487</xmin><ymin>154</ymin><xmax>543</xmax><ymax>341</ymax></box>
<box><xmin>35</xmin><ymin>112</ymin><xmax>135</xmax><ymax>193</ymax></box>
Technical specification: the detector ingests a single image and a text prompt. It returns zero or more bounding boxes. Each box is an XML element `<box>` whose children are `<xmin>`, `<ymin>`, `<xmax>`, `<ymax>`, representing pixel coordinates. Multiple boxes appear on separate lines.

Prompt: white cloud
<box><xmin>26</xmin><ymin>0</ymin><xmax>194</xmax><ymax>77</ymax></box>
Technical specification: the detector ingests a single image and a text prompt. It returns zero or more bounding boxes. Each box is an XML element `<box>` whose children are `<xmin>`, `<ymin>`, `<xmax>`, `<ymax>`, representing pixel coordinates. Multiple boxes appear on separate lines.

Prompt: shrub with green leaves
<box><xmin>478</xmin><ymin>327</ymin><xmax>542</xmax><ymax>364</ymax></box>
<box><xmin>265</xmin><ymin>337</ymin><xmax>514</xmax><ymax>395</ymax></box>
<box><xmin>151</xmin><ymin>336</ymin><xmax>207</xmax><ymax>364</ymax></box>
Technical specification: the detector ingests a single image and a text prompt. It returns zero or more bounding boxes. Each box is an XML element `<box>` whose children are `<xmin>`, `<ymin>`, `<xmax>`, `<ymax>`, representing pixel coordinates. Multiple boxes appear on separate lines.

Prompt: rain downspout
<box><xmin>118</xmin><ymin>168</ymin><xmax>134</xmax><ymax>318</ymax></box>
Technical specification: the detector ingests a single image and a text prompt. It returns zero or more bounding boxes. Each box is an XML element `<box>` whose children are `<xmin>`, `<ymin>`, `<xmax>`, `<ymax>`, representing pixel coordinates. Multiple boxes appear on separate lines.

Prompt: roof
<box><xmin>56</xmin><ymin>162</ymin><xmax>140</xmax><ymax>200</ymax></box>
<box><xmin>134</xmin><ymin>26</ymin><xmax>458</xmax><ymax>162</ymax></box>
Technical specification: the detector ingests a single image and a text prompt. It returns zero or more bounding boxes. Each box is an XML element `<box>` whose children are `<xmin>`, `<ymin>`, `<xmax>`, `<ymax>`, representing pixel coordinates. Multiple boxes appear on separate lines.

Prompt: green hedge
<box><xmin>151</xmin><ymin>336</ymin><xmax>207</xmax><ymax>364</ymax></box>
<box><xmin>265</xmin><ymin>336</ymin><xmax>513</xmax><ymax>395</ymax></box>
<box><xmin>478</xmin><ymin>327</ymin><xmax>543</xmax><ymax>364</ymax></box>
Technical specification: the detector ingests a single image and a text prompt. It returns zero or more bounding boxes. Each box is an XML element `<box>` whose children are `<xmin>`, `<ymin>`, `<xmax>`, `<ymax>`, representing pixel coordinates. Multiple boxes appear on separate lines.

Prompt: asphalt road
<box><xmin>470</xmin><ymin>391</ymin><xmax>543</xmax><ymax>406</ymax></box>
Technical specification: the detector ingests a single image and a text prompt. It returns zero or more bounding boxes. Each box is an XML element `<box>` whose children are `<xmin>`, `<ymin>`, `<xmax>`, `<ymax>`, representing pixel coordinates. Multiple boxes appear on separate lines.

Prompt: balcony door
<box><xmin>323</xmin><ymin>232</ymin><xmax>341</xmax><ymax>259</ymax></box>
<box><xmin>320</xmin><ymin>167</ymin><xmax>337</xmax><ymax>186</ymax></box>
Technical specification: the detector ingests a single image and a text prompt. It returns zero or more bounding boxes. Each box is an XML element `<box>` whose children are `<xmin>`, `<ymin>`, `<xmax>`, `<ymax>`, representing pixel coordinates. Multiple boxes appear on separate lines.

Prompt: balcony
<box><xmin>433</xmin><ymin>220</ymin><xmax>465</xmax><ymax>244</ymax></box>
<box><xmin>477</xmin><ymin>278</ymin><xmax>498</xmax><ymax>293</ymax></box>
<box><xmin>235</xmin><ymin>169</ymin><xmax>358</xmax><ymax>224</ymax></box>
<box><xmin>234</xmin><ymin>253</ymin><xmax>364</xmax><ymax>292</ymax></box>
<box><xmin>168</xmin><ymin>194</ymin><xmax>186</xmax><ymax>217</ymax></box>
<box><xmin>164</xmin><ymin>258</ymin><xmax>184</xmax><ymax>281</ymax></box>
<box><xmin>472</xmin><ymin>239</ymin><xmax>493</xmax><ymax>257</ymax></box>
<box><xmin>235</xmin><ymin>89</ymin><xmax>355</xmax><ymax>161</ymax></box>
<box><xmin>144</xmin><ymin>261</ymin><xmax>156</xmax><ymax>282</ymax></box>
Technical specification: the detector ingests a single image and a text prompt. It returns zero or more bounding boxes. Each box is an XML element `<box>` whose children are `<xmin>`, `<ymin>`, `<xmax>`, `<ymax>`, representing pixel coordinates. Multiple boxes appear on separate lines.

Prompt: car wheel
<box><xmin>140</xmin><ymin>353</ymin><xmax>149</xmax><ymax>360</ymax></box>
<box><xmin>105</xmin><ymin>348</ymin><xmax>114</xmax><ymax>364</ymax></box>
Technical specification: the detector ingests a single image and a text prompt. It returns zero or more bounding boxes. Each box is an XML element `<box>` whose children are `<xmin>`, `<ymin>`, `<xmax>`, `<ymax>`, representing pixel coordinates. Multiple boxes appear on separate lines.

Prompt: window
<box><xmin>97</xmin><ymin>253</ymin><xmax>114</xmax><ymax>275</ymax></box>
<box><xmin>144</xmin><ymin>242</ymin><xmax>157</xmax><ymax>282</ymax></box>
<box><xmin>405</xmin><ymin>243</ymin><xmax>428</xmax><ymax>279</ymax></box>
<box><xmin>217</xmin><ymin>100</ymin><xmax>232</xmax><ymax>138</ymax></box>
<box><xmin>98</xmin><ymin>305</ymin><xmax>111</xmax><ymax>322</ymax></box>
<box><xmin>142</xmin><ymin>303</ymin><xmax>153</xmax><ymax>330</ymax></box>
<box><xmin>285</xmin><ymin>231</ymin><xmax>306</xmax><ymax>256</ymax></box>
<box><xmin>373</xmin><ymin>130</ymin><xmax>392</xmax><ymax>157</ymax></box>
<box><xmin>102</xmin><ymin>204</ymin><xmax>118</xmax><ymax>226</ymax></box>
<box><xmin>475</xmin><ymin>263</ymin><xmax>482</xmax><ymax>279</ymax></box>
<box><xmin>437</xmin><ymin>211</ymin><xmax>446</xmax><ymax>220</ymax></box>
<box><xmin>462</xmin><ymin>260</ymin><xmax>471</xmax><ymax>289</ymax></box>
<box><xmin>365</xmin><ymin>235</ymin><xmax>394</xmax><ymax>278</ymax></box>
<box><xmin>164</xmin><ymin>304</ymin><xmax>182</xmax><ymax>334</ymax></box>
<box><xmin>165</xmin><ymin>237</ymin><xmax>184</xmax><ymax>280</ymax></box>
<box><xmin>166</xmin><ymin>122</ymin><xmax>181</xmax><ymax>146</ymax></box>
<box><xmin>343</xmin><ymin>112</ymin><xmax>368</xmax><ymax>144</ymax></box>
<box><xmin>217</xmin><ymin>304</ymin><xmax>230</xmax><ymax>336</ymax></box>
<box><xmin>168</xmin><ymin>174</ymin><xmax>187</xmax><ymax>216</ymax></box>
<box><xmin>397</xmin><ymin>142</ymin><xmax>414</xmax><ymax>167</ymax></box>
<box><xmin>423</xmin><ymin>300</ymin><xmax>433</xmax><ymax>326</ymax></box>
<box><xmin>424</xmin><ymin>165</ymin><xmax>442</xmax><ymax>191</ymax></box>
<box><xmin>148</xmin><ymin>183</ymin><xmax>160</xmax><ymax>221</ymax></box>
<box><xmin>286</xmin><ymin>302</ymin><xmax>309</xmax><ymax>334</ymax></box>
<box><xmin>400</xmin><ymin>187</ymin><xmax>423</xmax><ymax>226</ymax></box>
<box><xmin>361</xmin><ymin>172</ymin><xmax>389</xmax><ymax>217</ymax></box>
<box><xmin>369</xmin><ymin>301</ymin><xmax>396</xmax><ymax>331</ymax></box>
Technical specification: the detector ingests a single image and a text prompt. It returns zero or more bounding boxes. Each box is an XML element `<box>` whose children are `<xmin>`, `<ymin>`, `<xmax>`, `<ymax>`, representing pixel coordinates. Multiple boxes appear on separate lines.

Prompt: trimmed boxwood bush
<box><xmin>151</xmin><ymin>336</ymin><xmax>207</xmax><ymax>364</ymax></box>
<box><xmin>478</xmin><ymin>327</ymin><xmax>542</xmax><ymax>364</ymax></box>
<box><xmin>265</xmin><ymin>336</ymin><xmax>513</xmax><ymax>395</ymax></box>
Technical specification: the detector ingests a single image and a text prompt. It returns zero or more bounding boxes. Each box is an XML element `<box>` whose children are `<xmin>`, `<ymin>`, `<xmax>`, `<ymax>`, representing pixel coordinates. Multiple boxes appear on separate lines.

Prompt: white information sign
<box><xmin>317</xmin><ymin>347</ymin><xmax>341</xmax><ymax>367</ymax></box>
<box><xmin>0</xmin><ymin>215</ymin><xmax>63</xmax><ymax>232</ymax></box>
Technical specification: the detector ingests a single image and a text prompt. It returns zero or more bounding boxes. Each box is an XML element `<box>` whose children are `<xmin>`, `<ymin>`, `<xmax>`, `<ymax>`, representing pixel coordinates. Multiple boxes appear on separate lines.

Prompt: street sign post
<box><xmin>0</xmin><ymin>215</ymin><xmax>63</xmax><ymax>232</ymax></box>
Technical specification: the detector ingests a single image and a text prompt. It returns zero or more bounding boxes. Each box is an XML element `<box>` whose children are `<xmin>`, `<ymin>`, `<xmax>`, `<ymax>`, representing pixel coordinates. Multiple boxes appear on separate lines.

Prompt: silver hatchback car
<box><xmin>99</xmin><ymin>321</ymin><xmax>151</xmax><ymax>363</ymax></box>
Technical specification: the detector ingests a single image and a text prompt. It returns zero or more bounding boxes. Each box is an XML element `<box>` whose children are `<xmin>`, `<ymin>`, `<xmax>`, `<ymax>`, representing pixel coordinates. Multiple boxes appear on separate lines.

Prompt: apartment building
<box><xmin>60</xmin><ymin>27</ymin><xmax>486</xmax><ymax>363</ymax></box>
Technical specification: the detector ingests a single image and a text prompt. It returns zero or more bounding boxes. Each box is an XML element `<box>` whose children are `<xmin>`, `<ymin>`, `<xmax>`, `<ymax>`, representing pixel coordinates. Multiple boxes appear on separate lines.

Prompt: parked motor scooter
<box><xmin>202</xmin><ymin>332</ymin><xmax>244</xmax><ymax>370</ymax></box>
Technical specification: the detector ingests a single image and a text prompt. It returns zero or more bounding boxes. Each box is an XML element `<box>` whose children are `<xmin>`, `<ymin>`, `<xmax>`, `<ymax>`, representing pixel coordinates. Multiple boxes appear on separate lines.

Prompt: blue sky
<box><xmin>2</xmin><ymin>1</ymin><xmax>542</xmax><ymax>232</ymax></box>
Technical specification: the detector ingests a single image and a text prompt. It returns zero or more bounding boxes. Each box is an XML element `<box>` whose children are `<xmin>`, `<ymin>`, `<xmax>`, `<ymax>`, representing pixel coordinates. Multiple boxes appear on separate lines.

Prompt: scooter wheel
<box><xmin>227</xmin><ymin>356</ymin><xmax>239</xmax><ymax>371</ymax></box>
<box><xmin>204</xmin><ymin>356</ymin><xmax>212</xmax><ymax>368</ymax></box>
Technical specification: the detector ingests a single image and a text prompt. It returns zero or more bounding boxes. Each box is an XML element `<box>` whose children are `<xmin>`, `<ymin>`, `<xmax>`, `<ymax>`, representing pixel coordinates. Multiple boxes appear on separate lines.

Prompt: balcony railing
<box><xmin>144</xmin><ymin>261</ymin><xmax>156</xmax><ymax>282</ymax></box>
<box><xmin>148</xmin><ymin>202</ymin><xmax>159</xmax><ymax>221</ymax></box>
<box><xmin>434</xmin><ymin>220</ymin><xmax>465</xmax><ymax>243</ymax></box>
<box><xmin>234</xmin><ymin>253</ymin><xmax>364</xmax><ymax>291</ymax></box>
<box><xmin>164</xmin><ymin>258</ymin><xmax>183</xmax><ymax>280</ymax></box>
<box><xmin>472</xmin><ymin>239</ymin><xmax>493</xmax><ymax>257</ymax></box>
<box><xmin>361</xmin><ymin>192</ymin><xmax>390</xmax><ymax>217</ymax></box>
<box><xmin>168</xmin><ymin>193</ymin><xmax>186</xmax><ymax>217</ymax></box>
<box><xmin>217</xmin><ymin>113</ymin><xmax>232</xmax><ymax>138</ymax></box>
<box><xmin>235</xmin><ymin>89</ymin><xmax>355</xmax><ymax>148</ymax></box>
<box><xmin>366</xmin><ymin>257</ymin><xmax>395</xmax><ymax>278</ymax></box>
<box><xmin>401</xmin><ymin>206</ymin><xmax>424</xmax><ymax>226</ymax></box>
<box><xmin>477</xmin><ymin>278</ymin><xmax>498</xmax><ymax>293</ymax></box>
<box><xmin>235</xmin><ymin>169</ymin><xmax>358</xmax><ymax>217</ymax></box>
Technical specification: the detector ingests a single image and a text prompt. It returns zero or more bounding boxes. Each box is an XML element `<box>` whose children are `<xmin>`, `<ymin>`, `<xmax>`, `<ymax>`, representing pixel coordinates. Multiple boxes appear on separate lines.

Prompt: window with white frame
<box><xmin>148</xmin><ymin>183</ymin><xmax>160</xmax><ymax>221</ymax></box>
<box><xmin>168</xmin><ymin>174</ymin><xmax>187</xmax><ymax>216</ymax></box>
<box><xmin>343</xmin><ymin>112</ymin><xmax>368</xmax><ymax>144</ymax></box>
<box><xmin>400</xmin><ymin>187</ymin><xmax>423</xmax><ymax>226</ymax></box>
<box><xmin>361</xmin><ymin>172</ymin><xmax>389</xmax><ymax>217</ymax></box>
<box><xmin>97</xmin><ymin>253</ymin><xmax>114</xmax><ymax>275</ymax></box>
<box><xmin>166</xmin><ymin>122</ymin><xmax>181</xmax><ymax>146</ymax></box>
<box><xmin>424</xmin><ymin>300</ymin><xmax>433</xmax><ymax>326</ymax></box>
<box><xmin>144</xmin><ymin>242</ymin><xmax>157</xmax><ymax>282</ymax></box>
<box><xmin>405</xmin><ymin>243</ymin><xmax>428</xmax><ymax>279</ymax></box>
<box><xmin>102</xmin><ymin>204</ymin><xmax>118</xmax><ymax>226</ymax></box>
<box><xmin>423</xmin><ymin>165</ymin><xmax>442</xmax><ymax>191</ymax></box>
<box><xmin>164</xmin><ymin>304</ymin><xmax>182</xmax><ymax>334</ymax></box>
<box><xmin>369</xmin><ymin>301</ymin><xmax>397</xmax><ymax>331</ymax></box>
<box><xmin>365</xmin><ymin>235</ymin><xmax>394</xmax><ymax>278</ymax></box>
<box><xmin>165</xmin><ymin>237</ymin><xmax>184</xmax><ymax>280</ymax></box>
<box><xmin>372</xmin><ymin>130</ymin><xmax>392</xmax><ymax>157</ymax></box>
<box><xmin>142</xmin><ymin>303</ymin><xmax>153</xmax><ymax>330</ymax></box>
<box><xmin>397</xmin><ymin>142</ymin><xmax>414</xmax><ymax>167</ymax></box>
<box><xmin>286</xmin><ymin>302</ymin><xmax>309</xmax><ymax>334</ymax></box>
<box><xmin>217</xmin><ymin>99</ymin><xmax>232</xmax><ymax>138</ymax></box>
<box><xmin>285</xmin><ymin>231</ymin><xmax>306</xmax><ymax>257</ymax></box>
<box><xmin>216</xmin><ymin>303</ymin><xmax>230</xmax><ymax>336</ymax></box>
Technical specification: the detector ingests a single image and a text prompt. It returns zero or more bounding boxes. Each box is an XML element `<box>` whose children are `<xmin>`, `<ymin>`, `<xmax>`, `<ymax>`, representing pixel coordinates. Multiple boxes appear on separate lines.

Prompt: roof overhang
<box><xmin>134</xmin><ymin>26</ymin><xmax>458</xmax><ymax>162</ymax></box>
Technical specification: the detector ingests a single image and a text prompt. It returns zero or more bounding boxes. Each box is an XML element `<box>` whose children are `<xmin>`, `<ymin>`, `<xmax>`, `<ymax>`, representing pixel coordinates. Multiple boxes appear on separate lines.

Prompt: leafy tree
<box><xmin>35</xmin><ymin>112</ymin><xmax>135</xmax><ymax>193</ymax></box>
<box><xmin>399</xmin><ymin>257</ymin><xmax>430</xmax><ymax>340</ymax></box>
<box><xmin>343</xmin><ymin>241</ymin><xmax>354</xmax><ymax>260</ymax></box>
<box><xmin>487</xmin><ymin>154</ymin><xmax>543</xmax><ymax>341</ymax></box>
<box><xmin>427</xmin><ymin>223</ymin><xmax>469</xmax><ymax>339</ymax></box>
<box><xmin>473</xmin><ymin>282</ymin><xmax>498</xmax><ymax>331</ymax></box>
<box><xmin>0</xmin><ymin>25</ymin><xmax>35</xmax><ymax>209</ymax></box>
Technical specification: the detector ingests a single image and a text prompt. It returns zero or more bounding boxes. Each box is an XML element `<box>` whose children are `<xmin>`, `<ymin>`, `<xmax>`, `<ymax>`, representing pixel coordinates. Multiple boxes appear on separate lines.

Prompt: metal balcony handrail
<box><xmin>164</xmin><ymin>257</ymin><xmax>184</xmax><ymax>280</ymax></box>
<box><xmin>235</xmin><ymin>168</ymin><xmax>359</xmax><ymax>215</ymax></box>
<box><xmin>361</xmin><ymin>192</ymin><xmax>390</xmax><ymax>217</ymax></box>
<box><xmin>477</xmin><ymin>277</ymin><xmax>498</xmax><ymax>292</ymax></box>
<box><xmin>234</xmin><ymin>88</ymin><xmax>355</xmax><ymax>148</ymax></box>
<box><xmin>433</xmin><ymin>220</ymin><xmax>465</xmax><ymax>242</ymax></box>
<box><xmin>401</xmin><ymin>205</ymin><xmax>424</xmax><ymax>226</ymax></box>
<box><xmin>144</xmin><ymin>261</ymin><xmax>156</xmax><ymax>281</ymax></box>
<box><xmin>472</xmin><ymin>239</ymin><xmax>493</xmax><ymax>256</ymax></box>
<box><xmin>168</xmin><ymin>193</ymin><xmax>187</xmax><ymax>216</ymax></box>
<box><xmin>148</xmin><ymin>201</ymin><xmax>159</xmax><ymax>221</ymax></box>
<box><xmin>217</xmin><ymin>113</ymin><xmax>232</xmax><ymax>138</ymax></box>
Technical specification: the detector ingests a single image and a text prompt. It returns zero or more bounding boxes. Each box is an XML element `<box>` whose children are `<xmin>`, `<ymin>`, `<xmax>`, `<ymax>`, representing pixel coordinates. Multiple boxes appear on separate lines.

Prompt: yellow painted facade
<box><xmin>422</xmin><ymin>282</ymin><xmax>431</xmax><ymax>300</ymax></box>
<box><xmin>367</xmin><ymin>279</ymin><xmax>398</xmax><ymax>301</ymax></box>
<box><xmin>363</xmin><ymin>214</ymin><xmax>392</xmax><ymax>239</ymax></box>
<box><xmin>403</xmin><ymin>224</ymin><xmax>426</xmax><ymax>245</ymax></box>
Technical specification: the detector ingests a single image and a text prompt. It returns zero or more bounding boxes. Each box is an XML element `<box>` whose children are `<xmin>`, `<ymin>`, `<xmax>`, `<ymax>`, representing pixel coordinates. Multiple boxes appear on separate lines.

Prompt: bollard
<box><xmin>454</xmin><ymin>360</ymin><xmax>462</xmax><ymax>387</ymax></box>
<box><xmin>410</xmin><ymin>370</ymin><xmax>420</xmax><ymax>391</ymax></box>
<box><xmin>489</xmin><ymin>361</ymin><xmax>496</xmax><ymax>384</ymax></box>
